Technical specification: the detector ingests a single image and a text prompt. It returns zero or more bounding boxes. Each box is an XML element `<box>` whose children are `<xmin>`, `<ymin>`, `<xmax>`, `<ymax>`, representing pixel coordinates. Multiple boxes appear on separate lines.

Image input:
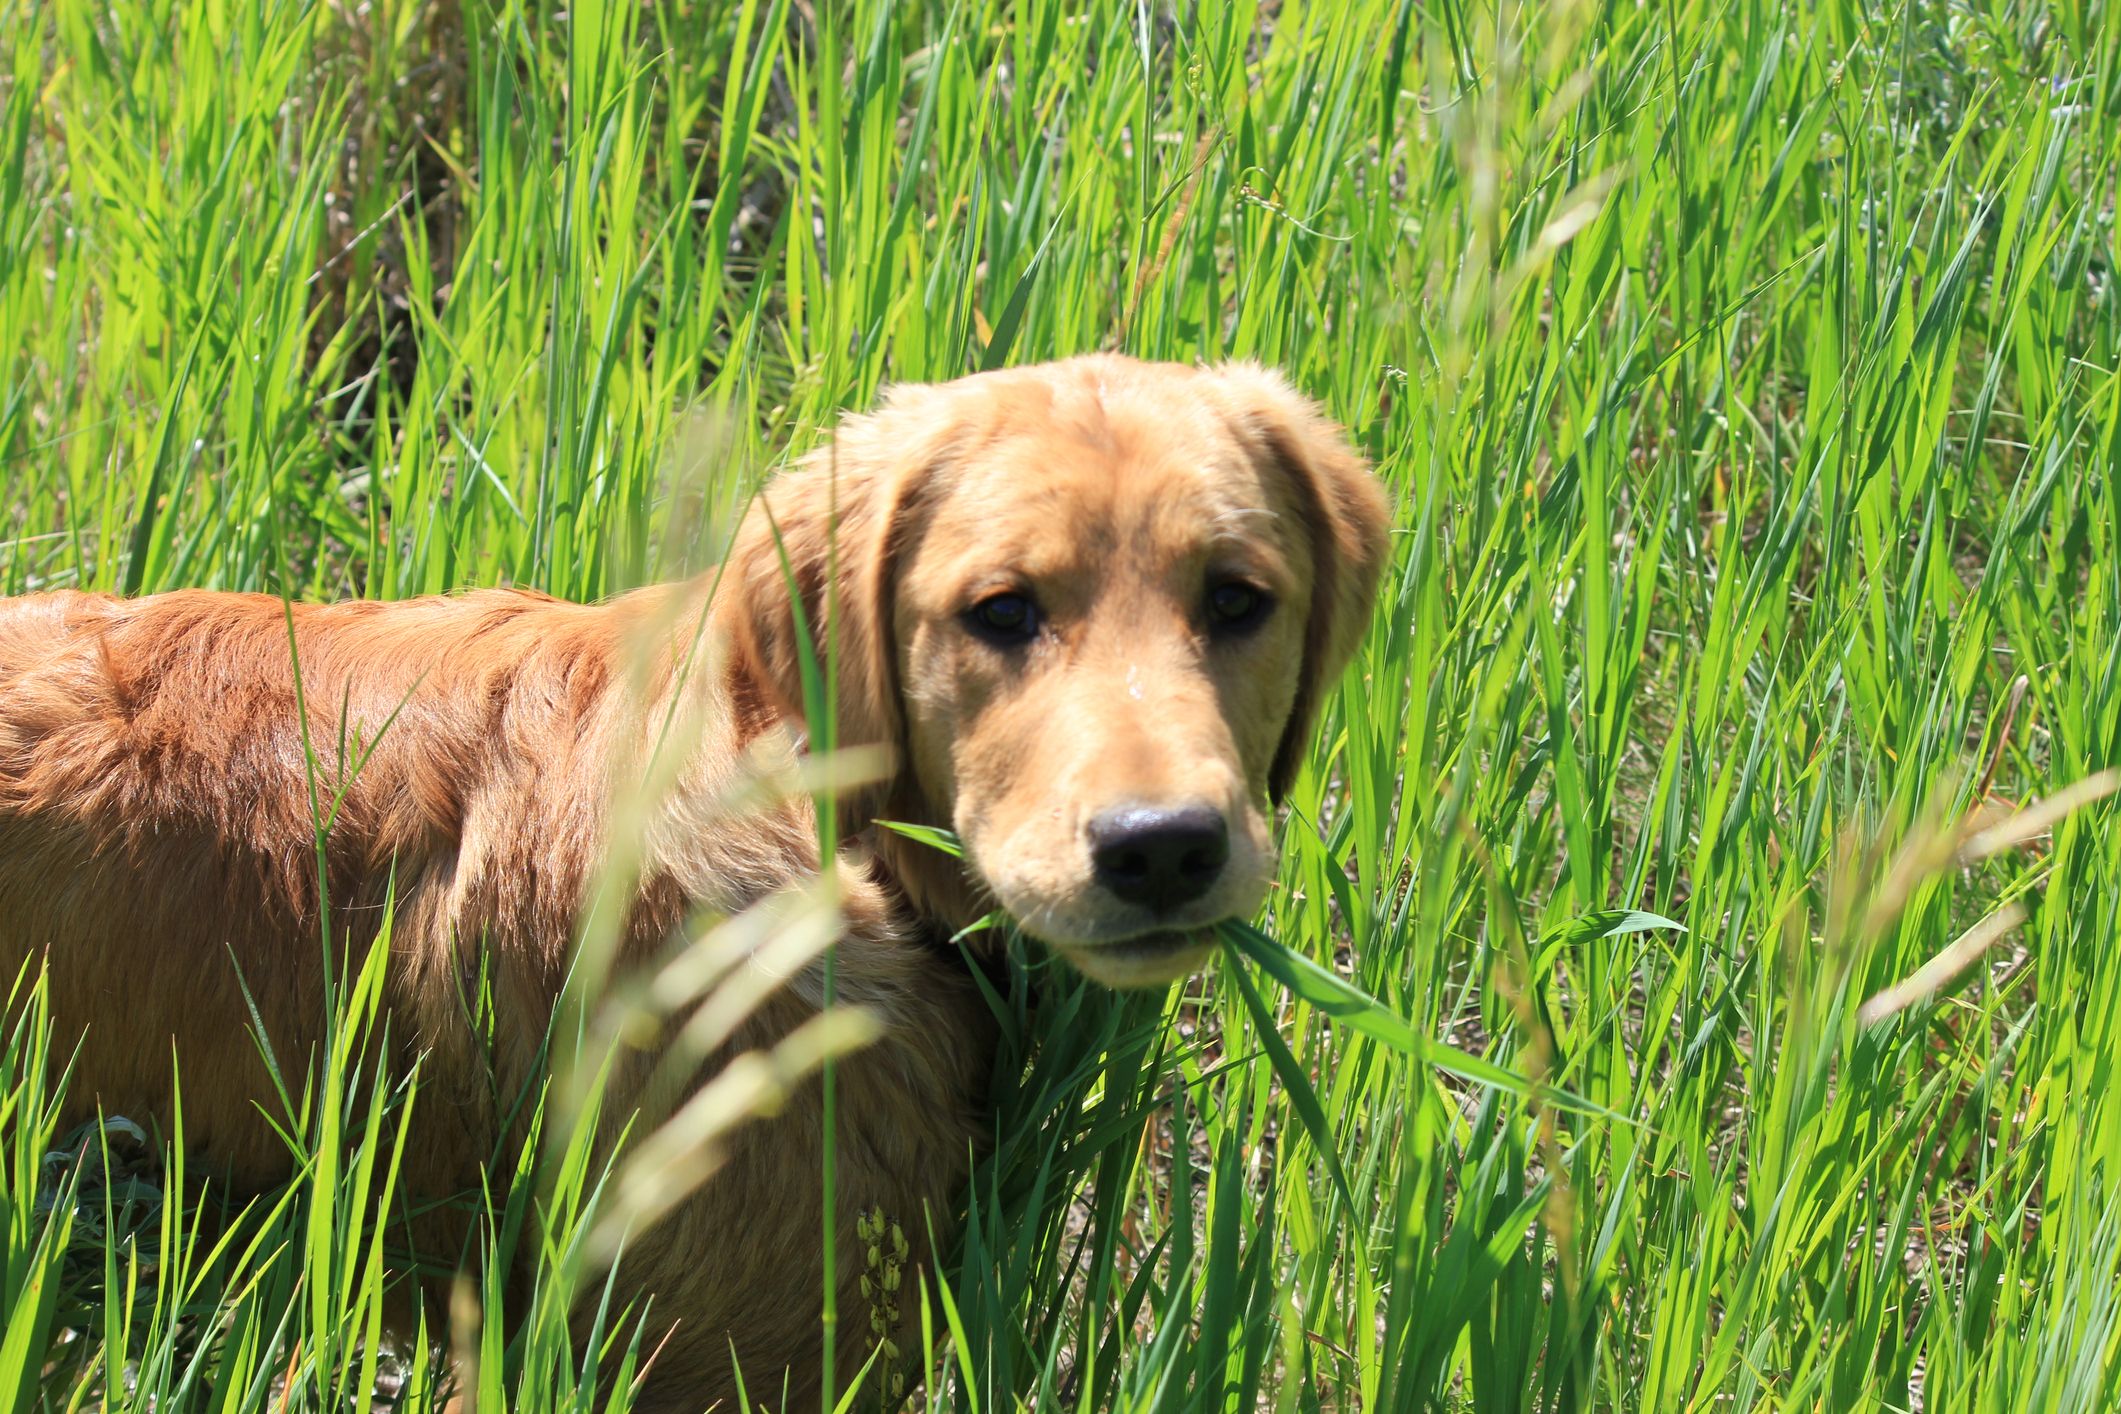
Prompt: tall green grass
<box><xmin>5</xmin><ymin>0</ymin><xmax>2121</xmax><ymax>1407</ymax></box>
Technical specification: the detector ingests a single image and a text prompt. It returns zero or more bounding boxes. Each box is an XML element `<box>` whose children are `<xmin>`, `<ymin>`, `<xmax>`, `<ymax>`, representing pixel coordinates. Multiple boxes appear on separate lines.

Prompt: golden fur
<box><xmin>0</xmin><ymin>355</ymin><xmax>1388</xmax><ymax>1409</ymax></box>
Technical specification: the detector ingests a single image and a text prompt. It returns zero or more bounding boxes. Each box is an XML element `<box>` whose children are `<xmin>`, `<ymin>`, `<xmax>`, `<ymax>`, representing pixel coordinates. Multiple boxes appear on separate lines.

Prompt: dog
<box><xmin>0</xmin><ymin>355</ymin><xmax>1389</xmax><ymax>1409</ymax></box>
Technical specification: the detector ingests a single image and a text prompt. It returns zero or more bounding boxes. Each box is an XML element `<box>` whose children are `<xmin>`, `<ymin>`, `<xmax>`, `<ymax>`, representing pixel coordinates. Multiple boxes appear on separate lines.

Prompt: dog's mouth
<box><xmin>1045</xmin><ymin>927</ymin><xmax>1218</xmax><ymax>989</ymax></box>
<box><xmin>1099</xmin><ymin>930</ymin><xmax>1202</xmax><ymax>961</ymax></box>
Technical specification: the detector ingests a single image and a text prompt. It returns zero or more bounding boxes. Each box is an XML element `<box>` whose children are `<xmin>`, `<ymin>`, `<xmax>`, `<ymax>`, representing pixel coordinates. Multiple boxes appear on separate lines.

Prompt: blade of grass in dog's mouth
<box><xmin>1219</xmin><ymin>918</ymin><xmax>1627</xmax><ymax>1120</ymax></box>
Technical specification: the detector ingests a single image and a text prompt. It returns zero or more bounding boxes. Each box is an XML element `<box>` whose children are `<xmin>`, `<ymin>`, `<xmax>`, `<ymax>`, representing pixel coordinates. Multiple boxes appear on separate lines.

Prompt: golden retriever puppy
<box><xmin>0</xmin><ymin>355</ymin><xmax>1389</xmax><ymax>1409</ymax></box>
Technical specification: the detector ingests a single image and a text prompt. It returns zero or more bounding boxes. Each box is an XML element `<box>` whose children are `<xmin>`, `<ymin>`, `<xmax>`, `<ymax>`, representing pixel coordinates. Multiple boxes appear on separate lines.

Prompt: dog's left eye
<box><xmin>966</xmin><ymin>592</ymin><xmax>1040</xmax><ymax>645</ymax></box>
<box><xmin>1206</xmin><ymin>581</ymin><xmax>1272</xmax><ymax>633</ymax></box>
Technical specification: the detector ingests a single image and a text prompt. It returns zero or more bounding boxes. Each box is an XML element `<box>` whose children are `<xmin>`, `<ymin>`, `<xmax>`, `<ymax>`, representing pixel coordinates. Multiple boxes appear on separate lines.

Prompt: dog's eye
<box><xmin>1206</xmin><ymin>581</ymin><xmax>1272</xmax><ymax>634</ymax></box>
<box><xmin>966</xmin><ymin>592</ymin><xmax>1040</xmax><ymax>645</ymax></box>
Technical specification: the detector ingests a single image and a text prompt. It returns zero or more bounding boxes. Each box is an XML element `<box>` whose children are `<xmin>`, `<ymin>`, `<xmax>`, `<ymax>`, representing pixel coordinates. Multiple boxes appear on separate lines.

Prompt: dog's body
<box><xmin>0</xmin><ymin>357</ymin><xmax>1387</xmax><ymax>1408</ymax></box>
<box><xmin>0</xmin><ymin>583</ymin><xmax>994</xmax><ymax>1402</ymax></box>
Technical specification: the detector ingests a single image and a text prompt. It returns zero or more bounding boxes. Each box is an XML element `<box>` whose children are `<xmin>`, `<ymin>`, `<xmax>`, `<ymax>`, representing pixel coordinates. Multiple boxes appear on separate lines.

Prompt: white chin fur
<box><xmin>1046</xmin><ymin>932</ymin><xmax>1217</xmax><ymax>989</ymax></box>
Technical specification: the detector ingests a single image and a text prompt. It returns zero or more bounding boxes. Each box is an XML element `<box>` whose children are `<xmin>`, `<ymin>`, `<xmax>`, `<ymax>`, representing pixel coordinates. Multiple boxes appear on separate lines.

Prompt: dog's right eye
<box><xmin>965</xmin><ymin>592</ymin><xmax>1040</xmax><ymax>645</ymax></box>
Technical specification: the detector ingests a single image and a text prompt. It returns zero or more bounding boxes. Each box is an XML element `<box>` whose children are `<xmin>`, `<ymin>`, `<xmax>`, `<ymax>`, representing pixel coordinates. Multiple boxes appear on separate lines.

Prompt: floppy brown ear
<box><xmin>1217</xmin><ymin>364</ymin><xmax>1393</xmax><ymax>801</ymax></box>
<box><xmin>716</xmin><ymin>388</ymin><xmax>951</xmax><ymax>767</ymax></box>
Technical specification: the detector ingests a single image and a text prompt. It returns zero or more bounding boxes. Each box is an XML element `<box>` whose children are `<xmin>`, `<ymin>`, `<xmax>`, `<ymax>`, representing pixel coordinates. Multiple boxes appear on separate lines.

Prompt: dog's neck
<box><xmin>695</xmin><ymin>632</ymin><xmax>997</xmax><ymax>957</ymax></box>
<box><xmin>854</xmin><ymin>810</ymin><xmax>995</xmax><ymax>947</ymax></box>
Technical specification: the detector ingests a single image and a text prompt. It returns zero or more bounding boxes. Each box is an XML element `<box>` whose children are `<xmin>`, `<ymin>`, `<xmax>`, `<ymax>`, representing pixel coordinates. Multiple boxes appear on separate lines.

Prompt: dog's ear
<box><xmin>717</xmin><ymin>387</ymin><xmax>951</xmax><ymax>763</ymax></box>
<box><xmin>1216</xmin><ymin>364</ymin><xmax>1393</xmax><ymax>801</ymax></box>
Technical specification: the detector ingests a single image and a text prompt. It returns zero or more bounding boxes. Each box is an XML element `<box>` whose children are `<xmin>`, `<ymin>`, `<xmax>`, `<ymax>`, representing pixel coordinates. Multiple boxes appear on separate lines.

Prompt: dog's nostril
<box><xmin>1089</xmin><ymin>804</ymin><xmax>1229</xmax><ymax>913</ymax></box>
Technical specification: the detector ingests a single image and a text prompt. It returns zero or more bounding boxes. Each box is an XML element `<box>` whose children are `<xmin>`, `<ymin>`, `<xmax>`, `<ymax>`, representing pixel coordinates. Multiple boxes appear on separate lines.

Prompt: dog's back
<box><xmin>0</xmin><ymin>587</ymin><xmax>618</xmax><ymax>1187</ymax></box>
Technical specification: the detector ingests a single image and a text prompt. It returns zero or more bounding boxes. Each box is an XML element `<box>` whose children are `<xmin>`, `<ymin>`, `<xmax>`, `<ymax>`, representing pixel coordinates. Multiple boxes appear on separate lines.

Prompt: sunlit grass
<box><xmin>5</xmin><ymin>0</ymin><xmax>2121</xmax><ymax>1408</ymax></box>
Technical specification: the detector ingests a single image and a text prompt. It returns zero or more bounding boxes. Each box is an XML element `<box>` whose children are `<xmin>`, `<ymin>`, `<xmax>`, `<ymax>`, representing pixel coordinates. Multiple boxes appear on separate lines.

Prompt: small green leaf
<box><xmin>948</xmin><ymin>910</ymin><xmax>1008</xmax><ymax>945</ymax></box>
<box><xmin>1532</xmin><ymin>909</ymin><xmax>1687</xmax><ymax>978</ymax></box>
<box><xmin>875</xmin><ymin>820</ymin><xmax>966</xmax><ymax>858</ymax></box>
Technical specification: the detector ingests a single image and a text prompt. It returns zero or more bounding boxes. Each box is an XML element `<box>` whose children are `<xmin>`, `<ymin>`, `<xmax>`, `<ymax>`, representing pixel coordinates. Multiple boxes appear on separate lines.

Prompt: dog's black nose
<box><xmin>1089</xmin><ymin>805</ymin><xmax>1229</xmax><ymax>913</ymax></box>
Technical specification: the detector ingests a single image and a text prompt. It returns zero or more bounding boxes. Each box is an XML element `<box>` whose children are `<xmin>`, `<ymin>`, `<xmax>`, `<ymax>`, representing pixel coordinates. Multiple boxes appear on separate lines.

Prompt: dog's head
<box><xmin>719</xmin><ymin>356</ymin><xmax>1390</xmax><ymax>987</ymax></box>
